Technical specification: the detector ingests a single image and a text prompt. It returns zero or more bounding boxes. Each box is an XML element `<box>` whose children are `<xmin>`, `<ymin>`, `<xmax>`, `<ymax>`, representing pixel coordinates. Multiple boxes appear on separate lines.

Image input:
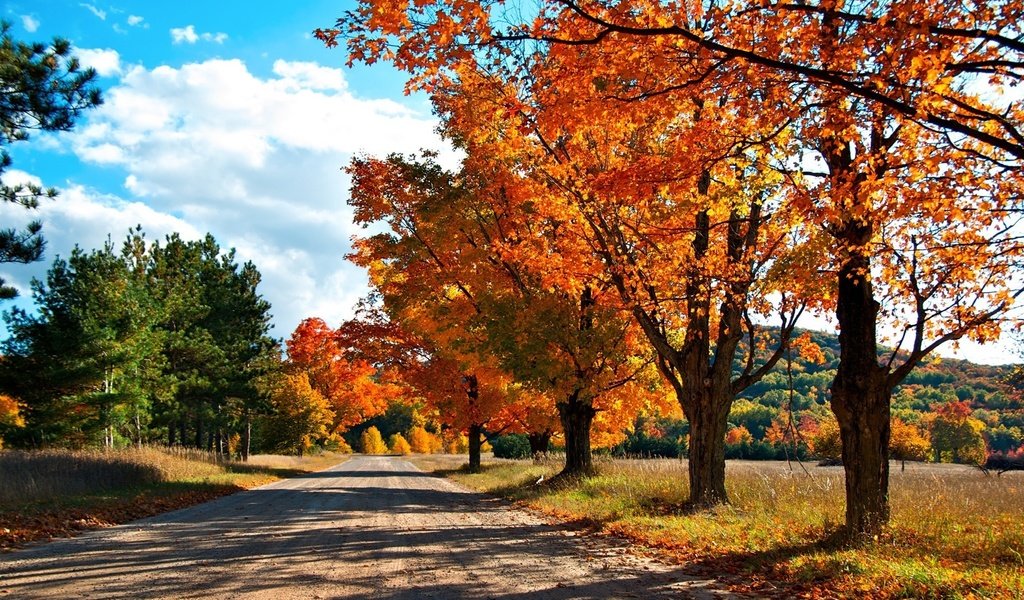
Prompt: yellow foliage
<box><xmin>407</xmin><ymin>426</ymin><xmax>442</xmax><ymax>453</ymax></box>
<box><xmin>810</xmin><ymin>416</ymin><xmax>842</xmax><ymax>460</ymax></box>
<box><xmin>360</xmin><ymin>426</ymin><xmax>388</xmax><ymax>454</ymax></box>
<box><xmin>389</xmin><ymin>433</ymin><xmax>412</xmax><ymax>455</ymax></box>
<box><xmin>0</xmin><ymin>394</ymin><xmax>25</xmax><ymax>428</ymax></box>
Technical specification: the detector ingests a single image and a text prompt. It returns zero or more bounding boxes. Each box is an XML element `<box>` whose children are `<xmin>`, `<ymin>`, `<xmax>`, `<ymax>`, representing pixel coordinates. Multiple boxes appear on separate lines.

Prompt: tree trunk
<box><xmin>558</xmin><ymin>392</ymin><xmax>595</xmax><ymax>477</ymax></box>
<box><xmin>528</xmin><ymin>430</ymin><xmax>551</xmax><ymax>459</ymax></box>
<box><xmin>168</xmin><ymin>423</ymin><xmax>176</xmax><ymax>447</ymax></box>
<box><xmin>831</xmin><ymin>247</ymin><xmax>892</xmax><ymax>537</ymax></box>
<box><xmin>242</xmin><ymin>414</ymin><xmax>251</xmax><ymax>462</ymax></box>
<box><xmin>467</xmin><ymin>423</ymin><xmax>483</xmax><ymax>471</ymax></box>
<box><xmin>194</xmin><ymin>414</ymin><xmax>203</xmax><ymax>449</ymax></box>
<box><xmin>686</xmin><ymin>398</ymin><xmax>730</xmax><ymax>507</ymax></box>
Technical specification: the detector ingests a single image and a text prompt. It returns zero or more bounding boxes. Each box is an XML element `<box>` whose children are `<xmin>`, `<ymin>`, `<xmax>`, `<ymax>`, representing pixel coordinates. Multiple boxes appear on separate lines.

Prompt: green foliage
<box><xmin>491</xmin><ymin>433</ymin><xmax>531</xmax><ymax>459</ymax></box>
<box><xmin>0</xmin><ymin>229</ymin><xmax>279</xmax><ymax>451</ymax></box>
<box><xmin>613</xmin><ymin>416</ymin><xmax>688</xmax><ymax>458</ymax></box>
<box><xmin>0</xmin><ymin>22</ymin><xmax>102</xmax><ymax>298</ymax></box>
<box><xmin>929</xmin><ymin>402</ymin><xmax>988</xmax><ymax>465</ymax></box>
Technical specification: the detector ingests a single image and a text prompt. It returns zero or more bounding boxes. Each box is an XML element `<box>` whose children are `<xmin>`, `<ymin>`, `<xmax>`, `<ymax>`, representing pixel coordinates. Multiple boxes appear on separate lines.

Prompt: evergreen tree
<box><xmin>0</xmin><ymin>22</ymin><xmax>102</xmax><ymax>298</ymax></box>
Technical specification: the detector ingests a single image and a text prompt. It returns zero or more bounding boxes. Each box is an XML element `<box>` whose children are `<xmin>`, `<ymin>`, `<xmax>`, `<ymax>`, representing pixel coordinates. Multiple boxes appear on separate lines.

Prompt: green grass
<box><xmin>414</xmin><ymin>455</ymin><xmax>1024</xmax><ymax>599</ymax></box>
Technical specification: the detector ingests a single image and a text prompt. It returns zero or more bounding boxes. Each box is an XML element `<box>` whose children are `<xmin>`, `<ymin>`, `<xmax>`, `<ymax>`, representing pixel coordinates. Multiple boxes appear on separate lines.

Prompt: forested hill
<box><xmin>736</xmin><ymin>328</ymin><xmax>1018</xmax><ymax>415</ymax></box>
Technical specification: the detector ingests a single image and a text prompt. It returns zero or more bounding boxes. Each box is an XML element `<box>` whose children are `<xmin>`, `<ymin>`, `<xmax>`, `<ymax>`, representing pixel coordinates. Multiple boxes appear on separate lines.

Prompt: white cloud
<box><xmin>51</xmin><ymin>57</ymin><xmax>454</xmax><ymax>337</ymax></box>
<box><xmin>20</xmin><ymin>15</ymin><xmax>39</xmax><ymax>32</ymax></box>
<box><xmin>170</xmin><ymin>25</ymin><xmax>198</xmax><ymax>44</ymax></box>
<box><xmin>127</xmin><ymin>15</ymin><xmax>145</xmax><ymax>27</ymax></box>
<box><xmin>170</xmin><ymin>25</ymin><xmax>228</xmax><ymax>45</ymax></box>
<box><xmin>75</xmin><ymin>48</ymin><xmax>122</xmax><ymax>77</ymax></box>
<box><xmin>80</xmin><ymin>3</ymin><xmax>107</xmax><ymax>20</ymax></box>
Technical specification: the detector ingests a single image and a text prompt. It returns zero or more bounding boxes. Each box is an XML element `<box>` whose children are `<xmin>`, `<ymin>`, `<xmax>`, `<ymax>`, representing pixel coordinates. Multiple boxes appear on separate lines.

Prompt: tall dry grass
<box><xmin>0</xmin><ymin>447</ymin><xmax>346</xmax><ymax>508</ymax></box>
<box><xmin>425</xmin><ymin>456</ymin><xmax>1024</xmax><ymax>598</ymax></box>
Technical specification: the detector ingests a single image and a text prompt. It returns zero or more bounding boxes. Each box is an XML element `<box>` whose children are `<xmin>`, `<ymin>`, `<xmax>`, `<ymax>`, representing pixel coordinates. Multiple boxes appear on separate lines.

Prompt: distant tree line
<box><xmin>0</xmin><ymin>229</ymin><xmax>279</xmax><ymax>457</ymax></box>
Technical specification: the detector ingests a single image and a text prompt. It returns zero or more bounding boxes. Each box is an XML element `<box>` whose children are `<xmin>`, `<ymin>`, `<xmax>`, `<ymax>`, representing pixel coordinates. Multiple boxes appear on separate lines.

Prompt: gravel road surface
<box><xmin>0</xmin><ymin>455</ymin><xmax>737</xmax><ymax>599</ymax></box>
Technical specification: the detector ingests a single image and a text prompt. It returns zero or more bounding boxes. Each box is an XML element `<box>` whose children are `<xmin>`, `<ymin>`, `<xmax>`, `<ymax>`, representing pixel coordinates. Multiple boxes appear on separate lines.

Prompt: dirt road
<box><xmin>0</xmin><ymin>456</ymin><xmax>735</xmax><ymax>599</ymax></box>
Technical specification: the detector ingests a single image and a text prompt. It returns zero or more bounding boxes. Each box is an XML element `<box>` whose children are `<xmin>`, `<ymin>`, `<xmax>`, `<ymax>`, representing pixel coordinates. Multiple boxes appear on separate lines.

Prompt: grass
<box><xmin>413</xmin><ymin>455</ymin><xmax>1024</xmax><ymax>599</ymax></box>
<box><xmin>0</xmin><ymin>446</ymin><xmax>348</xmax><ymax>549</ymax></box>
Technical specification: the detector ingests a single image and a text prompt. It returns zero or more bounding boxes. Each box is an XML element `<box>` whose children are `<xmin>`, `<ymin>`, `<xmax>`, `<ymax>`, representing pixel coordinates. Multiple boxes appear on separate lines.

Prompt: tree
<box><xmin>0</xmin><ymin>229</ymin><xmax>278</xmax><ymax>451</ymax></box>
<box><xmin>928</xmin><ymin>401</ymin><xmax>987</xmax><ymax>465</ymax></box>
<box><xmin>389</xmin><ymin>432</ymin><xmax>412</xmax><ymax>454</ymax></box>
<box><xmin>890</xmin><ymin>418</ymin><xmax>931</xmax><ymax>470</ymax></box>
<box><xmin>324</xmin><ymin>0</ymin><xmax>1024</xmax><ymax>535</ymax></box>
<box><xmin>261</xmin><ymin>372</ymin><xmax>334</xmax><ymax>456</ymax></box>
<box><xmin>0</xmin><ymin>22</ymin><xmax>102</xmax><ymax>298</ymax></box>
<box><xmin>286</xmin><ymin>317</ymin><xmax>393</xmax><ymax>435</ymax></box>
<box><xmin>360</xmin><ymin>426</ymin><xmax>388</xmax><ymax>454</ymax></box>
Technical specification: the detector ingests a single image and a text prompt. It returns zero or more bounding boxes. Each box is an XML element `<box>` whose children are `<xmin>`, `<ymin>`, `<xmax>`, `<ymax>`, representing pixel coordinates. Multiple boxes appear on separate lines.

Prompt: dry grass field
<box><xmin>0</xmin><ymin>447</ymin><xmax>348</xmax><ymax>549</ymax></box>
<box><xmin>414</xmin><ymin>455</ymin><xmax>1024</xmax><ymax>599</ymax></box>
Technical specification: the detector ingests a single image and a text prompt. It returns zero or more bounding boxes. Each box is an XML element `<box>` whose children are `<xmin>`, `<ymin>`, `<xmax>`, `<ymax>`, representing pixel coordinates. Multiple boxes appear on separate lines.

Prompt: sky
<box><xmin>0</xmin><ymin>1</ymin><xmax>1019</xmax><ymax>365</ymax></box>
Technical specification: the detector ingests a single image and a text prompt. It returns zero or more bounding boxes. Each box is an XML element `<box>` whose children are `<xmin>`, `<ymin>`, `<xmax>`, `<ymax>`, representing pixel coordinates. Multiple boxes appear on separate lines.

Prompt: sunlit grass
<box><xmin>0</xmin><ymin>447</ymin><xmax>348</xmax><ymax>548</ymax></box>
<box><xmin>415</xmin><ymin>456</ymin><xmax>1024</xmax><ymax>598</ymax></box>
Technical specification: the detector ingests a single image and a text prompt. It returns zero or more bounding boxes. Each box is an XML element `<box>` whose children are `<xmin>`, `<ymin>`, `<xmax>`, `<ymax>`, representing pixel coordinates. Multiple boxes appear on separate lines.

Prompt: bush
<box><xmin>491</xmin><ymin>434</ymin><xmax>532</xmax><ymax>459</ymax></box>
<box><xmin>389</xmin><ymin>433</ymin><xmax>412</xmax><ymax>455</ymax></box>
<box><xmin>407</xmin><ymin>426</ymin><xmax>441</xmax><ymax>453</ymax></box>
<box><xmin>360</xmin><ymin>426</ymin><xmax>388</xmax><ymax>454</ymax></box>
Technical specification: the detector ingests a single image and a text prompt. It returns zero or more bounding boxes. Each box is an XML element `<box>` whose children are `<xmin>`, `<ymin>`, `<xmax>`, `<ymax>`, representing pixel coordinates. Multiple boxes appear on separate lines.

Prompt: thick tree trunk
<box><xmin>831</xmin><ymin>248</ymin><xmax>892</xmax><ymax>537</ymax></box>
<box><xmin>686</xmin><ymin>397</ymin><xmax>731</xmax><ymax>507</ymax></box>
<box><xmin>528</xmin><ymin>430</ymin><xmax>551</xmax><ymax>459</ymax></box>
<box><xmin>168</xmin><ymin>424</ymin><xmax>176</xmax><ymax>447</ymax></box>
<box><xmin>558</xmin><ymin>392</ymin><xmax>596</xmax><ymax>477</ymax></box>
<box><xmin>467</xmin><ymin>423</ymin><xmax>483</xmax><ymax>471</ymax></box>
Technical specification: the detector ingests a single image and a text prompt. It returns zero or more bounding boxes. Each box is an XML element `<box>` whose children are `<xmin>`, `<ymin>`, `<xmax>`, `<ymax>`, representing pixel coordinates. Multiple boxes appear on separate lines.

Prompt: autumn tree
<box><xmin>928</xmin><ymin>401</ymin><xmax>987</xmax><ymax>465</ymax></box>
<box><xmin>348</xmin><ymin>153</ymin><xmax>665</xmax><ymax>476</ymax></box>
<box><xmin>361</xmin><ymin>426</ymin><xmax>388</xmax><ymax>454</ymax></box>
<box><xmin>321</xmin><ymin>0</ymin><xmax>1024</xmax><ymax>535</ymax></box>
<box><xmin>890</xmin><ymin>418</ymin><xmax>931</xmax><ymax>470</ymax></box>
<box><xmin>286</xmin><ymin>317</ymin><xmax>394</xmax><ymax>435</ymax></box>
<box><xmin>261</xmin><ymin>372</ymin><xmax>334</xmax><ymax>456</ymax></box>
<box><xmin>0</xmin><ymin>22</ymin><xmax>102</xmax><ymax>298</ymax></box>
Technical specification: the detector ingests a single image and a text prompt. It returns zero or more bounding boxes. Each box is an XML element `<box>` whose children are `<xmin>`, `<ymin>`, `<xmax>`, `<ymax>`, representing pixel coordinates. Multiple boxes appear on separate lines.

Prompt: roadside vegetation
<box><xmin>0</xmin><ymin>447</ymin><xmax>346</xmax><ymax>550</ymax></box>
<box><xmin>415</xmin><ymin>456</ymin><xmax>1024</xmax><ymax>599</ymax></box>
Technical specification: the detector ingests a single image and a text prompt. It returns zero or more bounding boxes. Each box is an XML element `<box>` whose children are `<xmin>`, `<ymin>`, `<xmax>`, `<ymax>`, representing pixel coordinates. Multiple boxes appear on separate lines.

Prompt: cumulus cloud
<box><xmin>80</xmin><ymin>3</ymin><xmax>106</xmax><ymax>20</ymax></box>
<box><xmin>127</xmin><ymin>15</ymin><xmax>145</xmax><ymax>27</ymax></box>
<box><xmin>170</xmin><ymin>25</ymin><xmax>228</xmax><ymax>45</ymax></box>
<box><xmin>21</xmin><ymin>15</ymin><xmax>39</xmax><ymax>32</ymax></box>
<box><xmin>75</xmin><ymin>48</ymin><xmax>122</xmax><ymax>77</ymax></box>
<box><xmin>53</xmin><ymin>57</ymin><xmax>454</xmax><ymax>336</ymax></box>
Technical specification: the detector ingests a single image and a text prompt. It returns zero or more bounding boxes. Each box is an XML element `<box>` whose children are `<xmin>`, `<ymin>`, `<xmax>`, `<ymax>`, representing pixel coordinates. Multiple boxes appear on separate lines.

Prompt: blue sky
<box><xmin>1</xmin><ymin>1</ymin><xmax>1019</xmax><ymax>365</ymax></box>
<box><xmin>1</xmin><ymin>0</ymin><xmax>456</xmax><ymax>342</ymax></box>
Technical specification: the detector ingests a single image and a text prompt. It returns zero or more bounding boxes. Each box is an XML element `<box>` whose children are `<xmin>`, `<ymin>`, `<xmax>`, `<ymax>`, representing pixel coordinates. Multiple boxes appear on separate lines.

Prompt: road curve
<box><xmin>0</xmin><ymin>455</ymin><xmax>733</xmax><ymax>599</ymax></box>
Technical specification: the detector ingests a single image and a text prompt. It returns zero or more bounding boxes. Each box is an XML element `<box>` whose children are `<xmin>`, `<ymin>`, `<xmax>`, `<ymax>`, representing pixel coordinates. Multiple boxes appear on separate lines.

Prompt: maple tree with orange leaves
<box><xmin>320</xmin><ymin>0</ymin><xmax>1024</xmax><ymax>535</ymax></box>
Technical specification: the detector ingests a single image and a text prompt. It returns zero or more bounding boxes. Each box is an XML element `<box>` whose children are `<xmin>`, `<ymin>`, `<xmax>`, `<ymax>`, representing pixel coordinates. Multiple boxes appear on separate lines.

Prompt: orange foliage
<box><xmin>725</xmin><ymin>426</ymin><xmax>753</xmax><ymax>446</ymax></box>
<box><xmin>286</xmin><ymin>318</ymin><xmax>395</xmax><ymax>433</ymax></box>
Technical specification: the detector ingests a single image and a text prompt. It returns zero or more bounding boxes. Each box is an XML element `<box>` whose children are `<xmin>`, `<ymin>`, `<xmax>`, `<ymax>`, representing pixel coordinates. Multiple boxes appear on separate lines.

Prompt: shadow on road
<box><xmin>0</xmin><ymin>457</ymin><xmax>725</xmax><ymax>599</ymax></box>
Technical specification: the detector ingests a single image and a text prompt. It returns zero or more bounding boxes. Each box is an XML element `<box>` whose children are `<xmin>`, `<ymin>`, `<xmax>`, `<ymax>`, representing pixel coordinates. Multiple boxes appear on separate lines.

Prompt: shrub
<box><xmin>360</xmin><ymin>426</ymin><xmax>388</xmax><ymax>454</ymax></box>
<box><xmin>407</xmin><ymin>426</ymin><xmax>441</xmax><ymax>453</ymax></box>
<box><xmin>491</xmin><ymin>434</ymin><xmax>531</xmax><ymax>459</ymax></box>
<box><xmin>389</xmin><ymin>433</ymin><xmax>412</xmax><ymax>455</ymax></box>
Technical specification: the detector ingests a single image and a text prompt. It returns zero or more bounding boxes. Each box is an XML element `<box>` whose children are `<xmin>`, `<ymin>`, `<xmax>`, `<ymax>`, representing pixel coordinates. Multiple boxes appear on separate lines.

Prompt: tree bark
<box><xmin>467</xmin><ymin>423</ymin><xmax>483</xmax><ymax>471</ymax></box>
<box><xmin>686</xmin><ymin>395</ymin><xmax>731</xmax><ymax>507</ymax></box>
<box><xmin>558</xmin><ymin>391</ymin><xmax>596</xmax><ymax>477</ymax></box>
<box><xmin>830</xmin><ymin>247</ymin><xmax>892</xmax><ymax>537</ymax></box>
